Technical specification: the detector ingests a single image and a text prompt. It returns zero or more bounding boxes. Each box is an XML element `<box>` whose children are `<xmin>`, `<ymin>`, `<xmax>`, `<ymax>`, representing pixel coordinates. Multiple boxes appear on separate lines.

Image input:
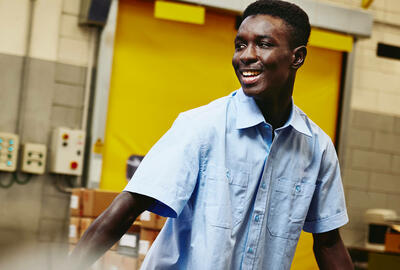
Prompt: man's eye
<box><xmin>235</xmin><ymin>43</ymin><xmax>246</xmax><ymax>50</ymax></box>
<box><xmin>259</xmin><ymin>42</ymin><xmax>272</xmax><ymax>48</ymax></box>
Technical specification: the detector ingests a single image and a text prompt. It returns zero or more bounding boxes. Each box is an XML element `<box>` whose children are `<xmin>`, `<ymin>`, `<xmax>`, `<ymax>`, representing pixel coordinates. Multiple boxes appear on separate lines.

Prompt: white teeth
<box><xmin>242</xmin><ymin>71</ymin><xmax>261</xmax><ymax>77</ymax></box>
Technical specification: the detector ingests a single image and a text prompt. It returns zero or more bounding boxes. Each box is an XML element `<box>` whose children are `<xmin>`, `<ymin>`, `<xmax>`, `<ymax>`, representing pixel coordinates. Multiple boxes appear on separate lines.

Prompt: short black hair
<box><xmin>241</xmin><ymin>0</ymin><xmax>311</xmax><ymax>48</ymax></box>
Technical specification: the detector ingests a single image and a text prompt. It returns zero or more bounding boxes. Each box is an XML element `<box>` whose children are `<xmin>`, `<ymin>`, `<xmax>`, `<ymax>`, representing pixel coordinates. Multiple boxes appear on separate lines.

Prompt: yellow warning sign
<box><xmin>362</xmin><ymin>0</ymin><xmax>374</xmax><ymax>9</ymax></box>
<box><xmin>93</xmin><ymin>138</ymin><xmax>104</xmax><ymax>154</ymax></box>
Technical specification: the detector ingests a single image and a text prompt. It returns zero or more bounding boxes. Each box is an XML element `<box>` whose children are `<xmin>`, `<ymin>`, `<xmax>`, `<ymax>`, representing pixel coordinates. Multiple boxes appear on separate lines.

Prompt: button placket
<box><xmin>225</xmin><ymin>168</ymin><xmax>231</xmax><ymax>181</ymax></box>
<box><xmin>243</xmin><ymin>161</ymin><xmax>269</xmax><ymax>267</ymax></box>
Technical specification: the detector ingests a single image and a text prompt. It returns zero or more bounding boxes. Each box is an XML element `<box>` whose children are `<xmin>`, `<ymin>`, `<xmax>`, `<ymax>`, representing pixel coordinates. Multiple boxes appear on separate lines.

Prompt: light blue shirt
<box><xmin>124</xmin><ymin>88</ymin><xmax>348</xmax><ymax>270</ymax></box>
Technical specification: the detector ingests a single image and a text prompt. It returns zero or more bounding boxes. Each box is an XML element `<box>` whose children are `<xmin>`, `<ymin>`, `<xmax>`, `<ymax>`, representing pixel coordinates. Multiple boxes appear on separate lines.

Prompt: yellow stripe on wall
<box><xmin>154</xmin><ymin>0</ymin><xmax>205</xmax><ymax>25</ymax></box>
<box><xmin>309</xmin><ymin>28</ymin><xmax>353</xmax><ymax>52</ymax></box>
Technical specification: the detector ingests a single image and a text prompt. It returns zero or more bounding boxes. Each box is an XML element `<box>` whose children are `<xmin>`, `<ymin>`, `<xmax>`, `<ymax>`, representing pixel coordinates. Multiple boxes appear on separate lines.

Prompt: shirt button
<box><xmin>295</xmin><ymin>185</ymin><xmax>301</xmax><ymax>192</ymax></box>
<box><xmin>248</xmin><ymin>247</ymin><xmax>253</xmax><ymax>254</ymax></box>
<box><xmin>226</xmin><ymin>169</ymin><xmax>230</xmax><ymax>179</ymax></box>
<box><xmin>261</xmin><ymin>182</ymin><xmax>266</xmax><ymax>189</ymax></box>
<box><xmin>254</xmin><ymin>215</ymin><xmax>260</xmax><ymax>222</ymax></box>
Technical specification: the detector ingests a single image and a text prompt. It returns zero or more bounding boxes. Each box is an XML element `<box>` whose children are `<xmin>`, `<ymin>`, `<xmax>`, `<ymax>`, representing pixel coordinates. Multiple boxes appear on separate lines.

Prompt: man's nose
<box><xmin>240</xmin><ymin>44</ymin><xmax>257</xmax><ymax>63</ymax></box>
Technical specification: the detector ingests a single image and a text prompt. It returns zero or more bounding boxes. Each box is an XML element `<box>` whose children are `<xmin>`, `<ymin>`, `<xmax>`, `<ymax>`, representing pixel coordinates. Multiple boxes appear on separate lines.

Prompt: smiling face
<box><xmin>232</xmin><ymin>15</ymin><xmax>297</xmax><ymax>101</ymax></box>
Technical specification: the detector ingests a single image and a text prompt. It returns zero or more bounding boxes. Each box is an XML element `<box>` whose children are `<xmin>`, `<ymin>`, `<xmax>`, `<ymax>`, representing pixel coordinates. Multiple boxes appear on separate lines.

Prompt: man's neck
<box><xmin>255</xmin><ymin>95</ymin><xmax>292</xmax><ymax>130</ymax></box>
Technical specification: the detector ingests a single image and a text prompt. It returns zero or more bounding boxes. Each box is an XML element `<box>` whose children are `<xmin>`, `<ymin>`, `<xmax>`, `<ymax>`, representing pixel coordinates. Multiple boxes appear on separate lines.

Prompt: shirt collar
<box><xmin>234</xmin><ymin>88</ymin><xmax>265</xmax><ymax>130</ymax></box>
<box><xmin>234</xmin><ymin>88</ymin><xmax>312</xmax><ymax>137</ymax></box>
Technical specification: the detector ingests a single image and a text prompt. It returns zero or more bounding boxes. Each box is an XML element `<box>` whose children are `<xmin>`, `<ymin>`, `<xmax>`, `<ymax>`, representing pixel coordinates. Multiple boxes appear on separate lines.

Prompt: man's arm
<box><xmin>68</xmin><ymin>191</ymin><xmax>155</xmax><ymax>270</ymax></box>
<box><xmin>313</xmin><ymin>229</ymin><xmax>353</xmax><ymax>270</ymax></box>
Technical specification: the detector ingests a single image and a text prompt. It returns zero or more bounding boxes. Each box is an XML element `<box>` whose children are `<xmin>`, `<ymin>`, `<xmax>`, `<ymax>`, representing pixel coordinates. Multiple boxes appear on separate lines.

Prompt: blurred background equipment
<box><xmin>50</xmin><ymin>127</ymin><xmax>85</xmax><ymax>176</ymax></box>
<box><xmin>364</xmin><ymin>209</ymin><xmax>397</xmax><ymax>250</ymax></box>
<box><xmin>21</xmin><ymin>143</ymin><xmax>46</xmax><ymax>175</ymax></box>
<box><xmin>126</xmin><ymin>155</ymin><xmax>144</xmax><ymax>182</ymax></box>
<box><xmin>79</xmin><ymin>0</ymin><xmax>113</xmax><ymax>26</ymax></box>
<box><xmin>0</xmin><ymin>132</ymin><xmax>19</xmax><ymax>172</ymax></box>
<box><xmin>68</xmin><ymin>187</ymin><xmax>167</xmax><ymax>269</ymax></box>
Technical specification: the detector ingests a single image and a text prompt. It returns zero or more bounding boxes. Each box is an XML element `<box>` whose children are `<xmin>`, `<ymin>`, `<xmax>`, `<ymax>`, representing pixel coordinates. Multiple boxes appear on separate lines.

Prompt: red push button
<box><xmin>63</xmin><ymin>133</ymin><xmax>69</xmax><ymax>140</ymax></box>
<box><xmin>70</xmin><ymin>161</ymin><xmax>78</xmax><ymax>170</ymax></box>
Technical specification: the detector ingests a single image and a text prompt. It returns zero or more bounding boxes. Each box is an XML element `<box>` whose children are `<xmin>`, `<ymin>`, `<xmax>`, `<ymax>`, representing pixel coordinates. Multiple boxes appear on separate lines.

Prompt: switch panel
<box><xmin>21</xmin><ymin>143</ymin><xmax>47</xmax><ymax>174</ymax></box>
<box><xmin>50</xmin><ymin>127</ymin><xmax>85</xmax><ymax>176</ymax></box>
<box><xmin>0</xmin><ymin>132</ymin><xmax>19</xmax><ymax>172</ymax></box>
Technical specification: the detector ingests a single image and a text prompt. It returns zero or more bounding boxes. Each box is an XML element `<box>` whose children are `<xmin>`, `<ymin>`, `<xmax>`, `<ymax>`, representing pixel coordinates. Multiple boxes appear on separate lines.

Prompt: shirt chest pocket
<box><xmin>267</xmin><ymin>178</ymin><xmax>316</xmax><ymax>240</ymax></box>
<box><xmin>204</xmin><ymin>163</ymin><xmax>250</xmax><ymax>229</ymax></box>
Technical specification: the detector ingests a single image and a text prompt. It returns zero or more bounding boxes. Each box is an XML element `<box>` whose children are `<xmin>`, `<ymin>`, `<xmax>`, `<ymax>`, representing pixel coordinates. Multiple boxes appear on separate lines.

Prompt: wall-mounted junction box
<box><xmin>50</xmin><ymin>127</ymin><xmax>85</xmax><ymax>176</ymax></box>
<box><xmin>21</xmin><ymin>143</ymin><xmax>47</xmax><ymax>175</ymax></box>
<box><xmin>0</xmin><ymin>132</ymin><xmax>19</xmax><ymax>172</ymax></box>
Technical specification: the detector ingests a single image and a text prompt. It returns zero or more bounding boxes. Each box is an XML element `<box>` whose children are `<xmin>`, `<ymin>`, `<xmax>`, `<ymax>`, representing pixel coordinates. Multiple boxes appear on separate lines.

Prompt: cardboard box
<box><xmin>137</xmin><ymin>254</ymin><xmax>145</xmax><ymax>270</ymax></box>
<box><xmin>83</xmin><ymin>189</ymin><xmax>119</xmax><ymax>217</ymax></box>
<box><xmin>118</xmin><ymin>232</ymin><xmax>140</xmax><ymax>257</ymax></box>
<box><xmin>385</xmin><ymin>225</ymin><xmax>400</xmax><ymax>253</ymax></box>
<box><xmin>69</xmin><ymin>217</ymin><xmax>80</xmax><ymax>244</ymax></box>
<box><xmin>139</xmin><ymin>228</ymin><xmax>159</xmax><ymax>256</ymax></box>
<box><xmin>156</xmin><ymin>216</ymin><xmax>167</xmax><ymax>230</ymax></box>
<box><xmin>121</xmin><ymin>255</ymin><xmax>138</xmax><ymax>270</ymax></box>
<box><xmin>70</xmin><ymin>188</ymin><xmax>84</xmax><ymax>216</ymax></box>
<box><xmin>127</xmin><ymin>224</ymin><xmax>141</xmax><ymax>234</ymax></box>
<box><xmin>139</xmin><ymin>211</ymin><xmax>157</xmax><ymax>229</ymax></box>
<box><xmin>140</xmin><ymin>228</ymin><xmax>159</xmax><ymax>243</ymax></box>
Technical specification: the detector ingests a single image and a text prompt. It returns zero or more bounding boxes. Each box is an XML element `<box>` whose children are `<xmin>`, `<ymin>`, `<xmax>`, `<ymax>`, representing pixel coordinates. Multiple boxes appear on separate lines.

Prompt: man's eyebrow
<box><xmin>234</xmin><ymin>34</ymin><xmax>274</xmax><ymax>41</ymax></box>
<box><xmin>256</xmin><ymin>35</ymin><xmax>273</xmax><ymax>40</ymax></box>
<box><xmin>234</xmin><ymin>36</ymin><xmax>245</xmax><ymax>43</ymax></box>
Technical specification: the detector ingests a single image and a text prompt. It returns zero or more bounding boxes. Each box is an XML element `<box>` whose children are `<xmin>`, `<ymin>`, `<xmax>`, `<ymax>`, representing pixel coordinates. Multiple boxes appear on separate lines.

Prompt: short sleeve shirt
<box><xmin>124</xmin><ymin>88</ymin><xmax>348</xmax><ymax>270</ymax></box>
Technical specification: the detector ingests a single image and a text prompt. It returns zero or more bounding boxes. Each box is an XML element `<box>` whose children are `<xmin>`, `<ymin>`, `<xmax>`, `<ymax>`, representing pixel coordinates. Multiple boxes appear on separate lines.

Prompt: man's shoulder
<box><xmin>179</xmin><ymin>94</ymin><xmax>232</xmax><ymax>124</ymax></box>
<box><xmin>293</xmin><ymin>105</ymin><xmax>334</xmax><ymax>148</ymax></box>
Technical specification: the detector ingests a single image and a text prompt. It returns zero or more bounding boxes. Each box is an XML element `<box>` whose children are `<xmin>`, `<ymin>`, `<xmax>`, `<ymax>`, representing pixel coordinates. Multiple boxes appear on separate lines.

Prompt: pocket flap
<box><xmin>207</xmin><ymin>163</ymin><xmax>250</xmax><ymax>187</ymax></box>
<box><xmin>275</xmin><ymin>178</ymin><xmax>315</xmax><ymax>196</ymax></box>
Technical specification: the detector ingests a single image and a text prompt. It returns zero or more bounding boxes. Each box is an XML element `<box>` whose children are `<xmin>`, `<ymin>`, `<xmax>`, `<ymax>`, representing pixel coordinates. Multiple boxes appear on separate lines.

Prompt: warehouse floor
<box><xmin>0</xmin><ymin>229</ymin><xmax>69</xmax><ymax>270</ymax></box>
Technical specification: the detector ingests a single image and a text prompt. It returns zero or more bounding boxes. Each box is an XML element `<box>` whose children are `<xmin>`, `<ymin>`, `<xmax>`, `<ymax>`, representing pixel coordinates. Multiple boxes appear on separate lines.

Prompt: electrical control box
<box><xmin>50</xmin><ymin>127</ymin><xmax>85</xmax><ymax>176</ymax></box>
<box><xmin>21</xmin><ymin>143</ymin><xmax>47</xmax><ymax>174</ymax></box>
<box><xmin>0</xmin><ymin>132</ymin><xmax>19</xmax><ymax>172</ymax></box>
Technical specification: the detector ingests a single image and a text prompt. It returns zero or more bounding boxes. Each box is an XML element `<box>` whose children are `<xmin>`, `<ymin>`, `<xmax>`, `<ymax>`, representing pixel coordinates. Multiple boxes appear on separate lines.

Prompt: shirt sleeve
<box><xmin>123</xmin><ymin>113</ymin><xmax>201</xmax><ymax>218</ymax></box>
<box><xmin>303</xmin><ymin>140</ymin><xmax>348</xmax><ymax>233</ymax></box>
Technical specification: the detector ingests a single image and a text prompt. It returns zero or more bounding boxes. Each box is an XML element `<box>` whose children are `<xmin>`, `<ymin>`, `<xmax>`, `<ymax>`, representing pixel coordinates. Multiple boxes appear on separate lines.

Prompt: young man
<box><xmin>70</xmin><ymin>1</ymin><xmax>353</xmax><ymax>269</ymax></box>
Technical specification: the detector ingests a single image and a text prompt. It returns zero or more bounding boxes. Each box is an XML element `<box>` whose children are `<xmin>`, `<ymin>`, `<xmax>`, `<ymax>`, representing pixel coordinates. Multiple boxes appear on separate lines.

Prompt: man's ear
<box><xmin>292</xmin><ymin>46</ymin><xmax>307</xmax><ymax>70</ymax></box>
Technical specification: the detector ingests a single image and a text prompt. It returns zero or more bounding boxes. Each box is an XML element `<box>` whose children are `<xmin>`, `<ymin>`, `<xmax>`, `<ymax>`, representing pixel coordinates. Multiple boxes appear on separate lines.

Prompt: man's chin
<box><xmin>242</xmin><ymin>86</ymin><xmax>264</xmax><ymax>97</ymax></box>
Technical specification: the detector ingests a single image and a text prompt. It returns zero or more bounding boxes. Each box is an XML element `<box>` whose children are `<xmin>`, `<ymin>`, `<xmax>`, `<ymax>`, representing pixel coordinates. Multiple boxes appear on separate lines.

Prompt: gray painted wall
<box><xmin>0</xmin><ymin>53</ymin><xmax>86</xmax><ymax>243</ymax></box>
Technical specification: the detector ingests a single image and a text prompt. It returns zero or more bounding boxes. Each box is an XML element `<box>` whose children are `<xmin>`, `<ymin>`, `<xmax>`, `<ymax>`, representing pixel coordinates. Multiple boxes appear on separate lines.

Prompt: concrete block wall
<box><xmin>318</xmin><ymin>0</ymin><xmax>400</xmax><ymax>246</ymax></box>
<box><xmin>0</xmin><ymin>0</ymin><xmax>91</xmax><ymax>247</ymax></box>
<box><xmin>353</xmin><ymin>22</ymin><xmax>400</xmax><ymax>116</ymax></box>
<box><xmin>321</xmin><ymin>0</ymin><xmax>400</xmax><ymax>26</ymax></box>
<box><xmin>341</xmin><ymin>111</ymin><xmax>400</xmax><ymax>245</ymax></box>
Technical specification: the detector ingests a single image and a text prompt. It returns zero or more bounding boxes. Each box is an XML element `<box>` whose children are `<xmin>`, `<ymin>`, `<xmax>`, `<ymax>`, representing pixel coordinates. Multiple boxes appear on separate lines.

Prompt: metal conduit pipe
<box><xmin>16</xmin><ymin>0</ymin><xmax>37</xmax><ymax>140</ymax></box>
